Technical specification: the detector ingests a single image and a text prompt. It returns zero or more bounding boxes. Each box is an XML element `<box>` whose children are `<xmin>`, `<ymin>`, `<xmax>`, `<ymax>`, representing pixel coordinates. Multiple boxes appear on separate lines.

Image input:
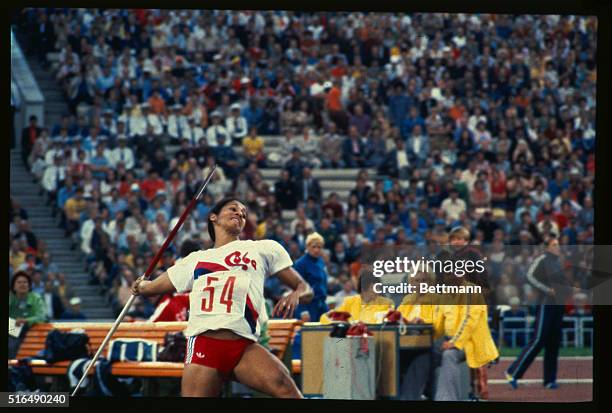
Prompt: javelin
<box><xmin>71</xmin><ymin>165</ymin><xmax>216</xmax><ymax>397</ymax></box>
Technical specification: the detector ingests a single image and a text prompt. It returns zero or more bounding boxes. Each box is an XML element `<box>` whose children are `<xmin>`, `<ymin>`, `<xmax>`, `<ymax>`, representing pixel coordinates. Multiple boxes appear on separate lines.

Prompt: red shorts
<box><xmin>184</xmin><ymin>334</ymin><xmax>254</xmax><ymax>376</ymax></box>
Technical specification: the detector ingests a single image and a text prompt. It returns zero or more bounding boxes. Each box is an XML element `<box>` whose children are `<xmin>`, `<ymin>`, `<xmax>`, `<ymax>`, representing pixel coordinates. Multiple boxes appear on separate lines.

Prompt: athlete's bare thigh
<box><xmin>232</xmin><ymin>342</ymin><xmax>302</xmax><ymax>398</ymax></box>
<box><xmin>182</xmin><ymin>329</ymin><xmax>246</xmax><ymax>397</ymax></box>
<box><xmin>182</xmin><ymin>363</ymin><xmax>224</xmax><ymax>397</ymax></box>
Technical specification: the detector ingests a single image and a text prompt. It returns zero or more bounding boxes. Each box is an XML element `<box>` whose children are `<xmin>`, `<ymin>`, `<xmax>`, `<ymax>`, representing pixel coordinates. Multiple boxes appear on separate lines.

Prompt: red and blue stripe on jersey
<box><xmin>193</xmin><ymin>261</ymin><xmax>230</xmax><ymax>280</ymax></box>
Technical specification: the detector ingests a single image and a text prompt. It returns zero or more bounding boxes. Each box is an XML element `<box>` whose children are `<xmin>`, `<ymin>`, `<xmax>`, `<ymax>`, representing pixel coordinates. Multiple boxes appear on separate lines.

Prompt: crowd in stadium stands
<box><xmin>13</xmin><ymin>9</ymin><xmax>595</xmax><ymax>321</ymax></box>
<box><xmin>9</xmin><ymin>198</ymin><xmax>86</xmax><ymax>323</ymax></box>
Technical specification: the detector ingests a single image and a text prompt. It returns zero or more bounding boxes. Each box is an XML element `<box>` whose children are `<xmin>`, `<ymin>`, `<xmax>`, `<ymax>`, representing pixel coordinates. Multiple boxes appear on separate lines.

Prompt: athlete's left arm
<box><xmin>271</xmin><ymin>267</ymin><xmax>314</xmax><ymax>318</ymax></box>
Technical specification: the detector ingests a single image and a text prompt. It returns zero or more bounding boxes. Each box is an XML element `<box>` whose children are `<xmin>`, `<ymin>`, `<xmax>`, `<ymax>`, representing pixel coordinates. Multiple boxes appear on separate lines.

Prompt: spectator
<box><xmin>290</xmin><ymin>206</ymin><xmax>315</xmax><ymax>235</ymax></box>
<box><xmin>292</xmin><ymin>127</ymin><xmax>321</xmax><ymax>168</ymax></box>
<box><xmin>294</xmin><ymin>233</ymin><xmax>330</xmax><ymax>321</ymax></box>
<box><xmin>63</xmin><ymin>186</ymin><xmax>87</xmax><ymax>236</ymax></box>
<box><xmin>470</xmin><ymin>179</ymin><xmax>491</xmax><ymax>209</ymax></box>
<box><xmin>260</xmin><ymin>99</ymin><xmax>281</xmax><ymax>135</ymax></box>
<box><xmin>297</xmin><ymin>167</ymin><xmax>322</xmax><ymax>204</ymax></box>
<box><xmin>274</xmin><ymin>170</ymin><xmax>299</xmax><ymax>210</ymax></box>
<box><xmin>325</xmin><ymin>79</ymin><xmax>347</xmax><ymax>132</ymax></box>
<box><xmin>41</xmin><ymin>281</ymin><xmax>65</xmax><ymax>320</ymax></box>
<box><xmin>332</xmin><ymin>278</ymin><xmax>357</xmax><ymax>308</ymax></box>
<box><xmin>402</xmin><ymin>106</ymin><xmax>426</xmax><ymax>140</ymax></box>
<box><xmin>38</xmin><ymin>252</ymin><xmax>59</xmax><ymax>277</ymax></box>
<box><xmin>226</xmin><ymin>103</ymin><xmax>248</xmax><ymax>145</ymax></box>
<box><xmin>9</xmin><ymin>239</ymin><xmax>26</xmax><ymax>273</ymax></box>
<box><xmin>441</xmin><ymin>189</ymin><xmax>467</xmax><ymax>224</ymax></box>
<box><xmin>60</xmin><ymin>297</ymin><xmax>87</xmax><ymax>320</ymax></box>
<box><xmin>213</xmin><ymin>135</ymin><xmax>240</xmax><ymax>178</ymax></box>
<box><xmin>322</xmin><ymin>192</ymin><xmax>344</xmax><ymax>221</ymax></box>
<box><xmin>54</xmin><ymin>273</ymin><xmax>74</xmax><ymax>304</ymax></box>
<box><xmin>206</xmin><ymin>111</ymin><xmax>229</xmax><ymax>147</ymax></box>
<box><xmin>108</xmin><ymin>135</ymin><xmax>135</xmax><ymax>170</ymax></box>
<box><xmin>41</xmin><ymin>154</ymin><xmax>67</xmax><ymax>205</ymax></box>
<box><xmin>89</xmin><ymin>142</ymin><xmax>111</xmax><ymax>181</ymax></box>
<box><xmin>319</xmin><ymin>122</ymin><xmax>344</xmax><ymax>168</ymax></box>
<box><xmin>140</xmin><ymin>170</ymin><xmax>166</xmax><ymax>201</ymax></box>
<box><xmin>21</xmin><ymin>115</ymin><xmax>41</xmax><ymax>167</ymax></box>
<box><xmin>342</xmin><ymin>125</ymin><xmax>367</xmax><ymax>168</ymax></box>
<box><xmin>9</xmin><ymin>271</ymin><xmax>47</xmax><ymax>358</ymax></box>
<box><xmin>242</xmin><ymin>98</ymin><xmax>263</xmax><ymax>132</ymax></box>
<box><xmin>348</xmin><ymin>104</ymin><xmax>371</xmax><ymax>137</ymax></box>
<box><xmin>476</xmin><ymin>211</ymin><xmax>499</xmax><ymax>244</ymax></box>
<box><xmin>242</xmin><ymin>126</ymin><xmax>265</xmax><ymax>167</ymax></box>
<box><xmin>268</xmin><ymin>127</ymin><xmax>296</xmax><ymax>166</ymax></box>
<box><xmin>387</xmin><ymin>83</ymin><xmax>412</xmax><ymax>128</ymax></box>
<box><xmin>30</xmin><ymin>270</ymin><xmax>45</xmax><ymax>295</ymax></box>
<box><xmin>13</xmin><ymin>219</ymin><xmax>38</xmax><ymax>251</ymax></box>
<box><xmin>406</xmin><ymin>124</ymin><xmax>430</xmax><ymax>166</ymax></box>
<box><xmin>284</xmin><ymin>148</ymin><xmax>308</xmax><ymax>182</ymax></box>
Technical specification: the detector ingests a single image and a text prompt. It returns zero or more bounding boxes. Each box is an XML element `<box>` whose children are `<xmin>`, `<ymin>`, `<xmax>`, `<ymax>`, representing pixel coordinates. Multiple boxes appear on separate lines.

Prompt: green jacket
<box><xmin>9</xmin><ymin>292</ymin><xmax>48</xmax><ymax>326</ymax></box>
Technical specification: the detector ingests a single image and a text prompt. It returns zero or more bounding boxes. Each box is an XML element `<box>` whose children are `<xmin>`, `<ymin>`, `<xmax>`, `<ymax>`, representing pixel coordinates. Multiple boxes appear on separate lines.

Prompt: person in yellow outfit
<box><xmin>397</xmin><ymin>271</ymin><xmax>439</xmax><ymax>327</ymax></box>
<box><xmin>242</xmin><ymin>126</ymin><xmax>265</xmax><ymax>166</ymax></box>
<box><xmin>320</xmin><ymin>267</ymin><xmax>394</xmax><ymax>324</ymax></box>
<box><xmin>396</xmin><ymin>271</ymin><xmax>440</xmax><ymax>400</ymax></box>
<box><xmin>63</xmin><ymin>186</ymin><xmax>87</xmax><ymax>236</ymax></box>
<box><xmin>432</xmin><ymin>243</ymin><xmax>499</xmax><ymax>401</ymax></box>
<box><xmin>446</xmin><ymin>226</ymin><xmax>496</xmax><ymax>400</ymax></box>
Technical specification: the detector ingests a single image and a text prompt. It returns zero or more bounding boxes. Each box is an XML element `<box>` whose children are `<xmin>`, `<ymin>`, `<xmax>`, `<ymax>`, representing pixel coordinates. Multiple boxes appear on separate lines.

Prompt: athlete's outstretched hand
<box><xmin>272</xmin><ymin>291</ymin><xmax>300</xmax><ymax>319</ymax></box>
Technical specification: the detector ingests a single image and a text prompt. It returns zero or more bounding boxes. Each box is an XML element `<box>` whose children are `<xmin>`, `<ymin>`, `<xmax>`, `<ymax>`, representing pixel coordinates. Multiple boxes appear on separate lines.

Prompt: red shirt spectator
<box><xmin>490</xmin><ymin>172</ymin><xmax>507</xmax><ymax>200</ymax></box>
<box><xmin>140</xmin><ymin>171</ymin><xmax>166</xmax><ymax>201</ymax></box>
<box><xmin>330</xmin><ymin>65</ymin><xmax>347</xmax><ymax>79</ymax></box>
<box><xmin>322</xmin><ymin>194</ymin><xmax>344</xmax><ymax>219</ymax></box>
<box><xmin>553</xmin><ymin>211</ymin><xmax>568</xmax><ymax>231</ymax></box>
<box><xmin>449</xmin><ymin>104</ymin><xmax>467</xmax><ymax>123</ymax></box>
<box><xmin>326</xmin><ymin>86</ymin><xmax>342</xmax><ymax>112</ymax></box>
<box><xmin>148</xmin><ymin>293</ymin><xmax>190</xmax><ymax>322</ymax></box>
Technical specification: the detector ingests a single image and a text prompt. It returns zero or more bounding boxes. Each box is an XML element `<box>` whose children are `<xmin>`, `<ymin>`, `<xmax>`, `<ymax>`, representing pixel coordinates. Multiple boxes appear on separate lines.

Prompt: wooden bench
<box><xmin>8</xmin><ymin>320</ymin><xmax>302</xmax><ymax>378</ymax></box>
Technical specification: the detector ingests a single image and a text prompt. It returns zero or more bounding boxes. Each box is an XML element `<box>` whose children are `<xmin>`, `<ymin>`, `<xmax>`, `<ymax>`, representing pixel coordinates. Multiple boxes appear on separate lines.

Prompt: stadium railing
<box><xmin>495</xmin><ymin>316</ymin><xmax>593</xmax><ymax>349</ymax></box>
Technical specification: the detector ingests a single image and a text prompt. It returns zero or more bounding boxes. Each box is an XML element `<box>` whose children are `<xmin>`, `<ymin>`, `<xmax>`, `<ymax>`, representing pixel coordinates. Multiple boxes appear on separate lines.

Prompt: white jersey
<box><xmin>167</xmin><ymin>239</ymin><xmax>292</xmax><ymax>341</ymax></box>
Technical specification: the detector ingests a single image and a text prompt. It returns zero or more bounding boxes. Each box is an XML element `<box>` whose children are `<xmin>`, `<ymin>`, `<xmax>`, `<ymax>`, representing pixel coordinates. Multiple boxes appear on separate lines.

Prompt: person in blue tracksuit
<box><xmin>293</xmin><ymin>232</ymin><xmax>329</xmax><ymax>321</ymax></box>
<box><xmin>505</xmin><ymin>236</ymin><xmax>567</xmax><ymax>389</ymax></box>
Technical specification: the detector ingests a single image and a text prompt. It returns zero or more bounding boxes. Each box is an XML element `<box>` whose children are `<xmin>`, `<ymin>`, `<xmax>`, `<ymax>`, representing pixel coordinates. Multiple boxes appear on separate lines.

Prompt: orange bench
<box><xmin>8</xmin><ymin>320</ymin><xmax>302</xmax><ymax>378</ymax></box>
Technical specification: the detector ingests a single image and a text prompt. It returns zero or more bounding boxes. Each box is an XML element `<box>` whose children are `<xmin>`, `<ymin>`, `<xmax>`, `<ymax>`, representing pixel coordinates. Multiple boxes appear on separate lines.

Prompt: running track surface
<box><xmin>487</xmin><ymin>357</ymin><xmax>592</xmax><ymax>402</ymax></box>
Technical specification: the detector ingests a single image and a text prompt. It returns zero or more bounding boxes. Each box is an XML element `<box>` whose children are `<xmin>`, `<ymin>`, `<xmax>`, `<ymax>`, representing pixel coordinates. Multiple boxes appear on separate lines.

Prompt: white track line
<box><xmin>498</xmin><ymin>356</ymin><xmax>593</xmax><ymax>361</ymax></box>
<box><xmin>489</xmin><ymin>379</ymin><xmax>593</xmax><ymax>384</ymax></box>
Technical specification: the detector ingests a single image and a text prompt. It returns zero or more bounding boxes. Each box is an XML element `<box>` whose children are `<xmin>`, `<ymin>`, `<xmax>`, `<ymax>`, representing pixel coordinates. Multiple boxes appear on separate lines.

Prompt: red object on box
<box><xmin>327</xmin><ymin>311</ymin><xmax>352</xmax><ymax>322</ymax></box>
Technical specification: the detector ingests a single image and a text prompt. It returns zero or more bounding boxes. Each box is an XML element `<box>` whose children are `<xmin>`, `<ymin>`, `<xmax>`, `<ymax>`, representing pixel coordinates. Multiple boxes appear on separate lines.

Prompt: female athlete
<box><xmin>131</xmin><ymin>198</ymin><xmax>313</xmax><ymax>397</ymax></box>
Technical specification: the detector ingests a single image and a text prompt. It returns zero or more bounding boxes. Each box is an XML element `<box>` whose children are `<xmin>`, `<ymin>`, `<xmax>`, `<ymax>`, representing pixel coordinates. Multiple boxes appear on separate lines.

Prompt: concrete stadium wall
<box><xmin>11</xmin><ymin>29</ymin><xmax>45</xmax><ymax>147</ymax></box>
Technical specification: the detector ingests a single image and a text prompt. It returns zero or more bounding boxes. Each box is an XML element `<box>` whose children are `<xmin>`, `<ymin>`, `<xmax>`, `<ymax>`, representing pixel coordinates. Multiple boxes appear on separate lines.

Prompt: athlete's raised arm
<box><xmin>131</xmin><ymin>272</ymin><xmax>177</xmax><ymax>296</ymax></box>
<box><xmin>272</xmin><ymin>266</ymin><xmax>313</xmax><ymax>318</ymax></box>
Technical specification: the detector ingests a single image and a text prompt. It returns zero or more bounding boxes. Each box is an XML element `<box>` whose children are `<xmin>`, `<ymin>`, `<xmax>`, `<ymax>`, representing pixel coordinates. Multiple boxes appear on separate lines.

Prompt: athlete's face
<box><xmin>213</xmin><ymin>201</ymin><xmax>247</xmax><ymax>235</ymax></box>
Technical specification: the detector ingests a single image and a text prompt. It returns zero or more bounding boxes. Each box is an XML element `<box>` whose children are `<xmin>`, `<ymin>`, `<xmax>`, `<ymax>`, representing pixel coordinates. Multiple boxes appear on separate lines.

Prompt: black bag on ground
<box><xmin>157</xmin><ymin>331</ymin><xmax>186</xmax><ymax>362</ymax></box>
<box><xmin>93</xmin><ymin>358</ymin><xmax>140</xmax><ymax>397</ymax></box>
<box><xmin>8</xmin><ymin>362</ymin><xmax>37</xmax><ymax>392</ymax></box>
<box><xmin>44</xmin><ymin>329</ymin><xmax>90</xmax><ymax>363</ymax></box>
